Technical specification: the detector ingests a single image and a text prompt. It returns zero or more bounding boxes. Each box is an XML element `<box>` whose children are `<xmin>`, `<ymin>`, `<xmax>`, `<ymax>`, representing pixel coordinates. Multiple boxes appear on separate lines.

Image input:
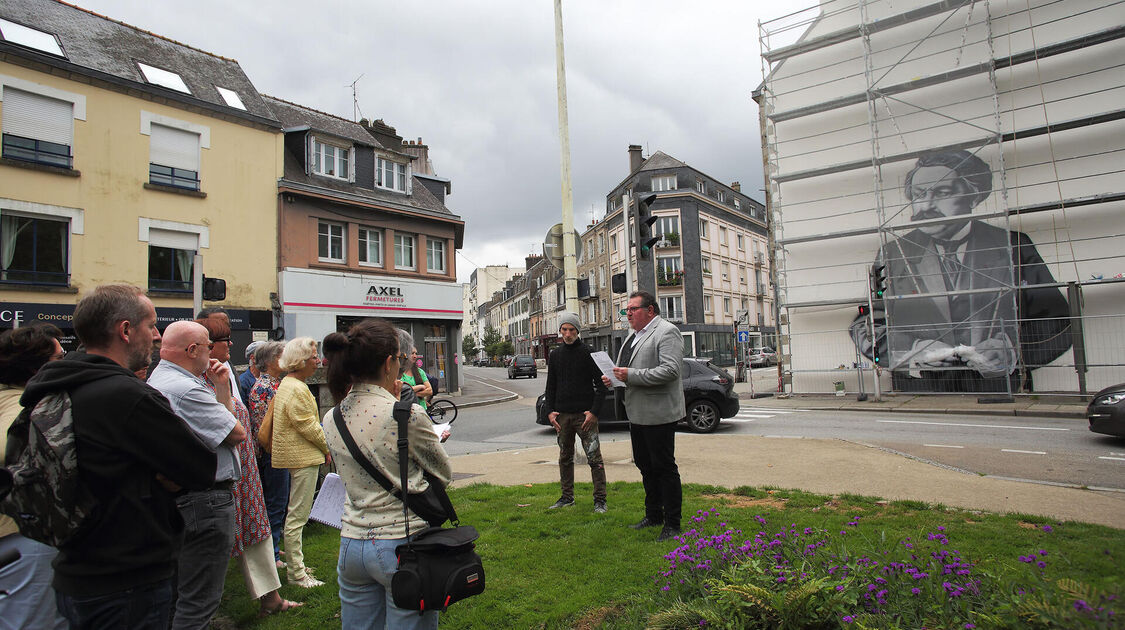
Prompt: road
<box><xmin>451</xmin><ymin>367</ymin><xmax>1125</xmax><ymax>492</ymax></box>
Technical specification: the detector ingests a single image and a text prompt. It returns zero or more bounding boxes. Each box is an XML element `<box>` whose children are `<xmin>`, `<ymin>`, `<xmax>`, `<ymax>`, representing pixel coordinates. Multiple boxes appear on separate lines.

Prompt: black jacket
<box><xmin>21</xmin><ymin>353</ymin><xmax>216</xmax><ymax>596</ymax></box>
<box><xmin>543</xmin><ymin>340</ymin><xmax>607</xmax><ymax>419</ymax></box>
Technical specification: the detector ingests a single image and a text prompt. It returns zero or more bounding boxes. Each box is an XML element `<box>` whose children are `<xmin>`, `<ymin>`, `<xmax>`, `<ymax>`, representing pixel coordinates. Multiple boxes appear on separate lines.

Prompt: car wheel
<box><xmin>685</xmin><ymin>399</ymin><xmax>720</xmax><ymax>433</ymax></box>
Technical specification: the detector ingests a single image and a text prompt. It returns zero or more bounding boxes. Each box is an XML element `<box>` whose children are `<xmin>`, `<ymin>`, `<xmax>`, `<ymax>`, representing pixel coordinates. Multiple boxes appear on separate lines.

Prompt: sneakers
<box><xmin>593</xmin><ymin>500</ymin><xmax>607</xmax><ymax>514</ymax></box>
<box><xmin>548</xmin><ymin>497</ymin><xmax>575</xmax><ymax>509</ymax></box>
<box><xmin>629</xmin><ymin>516</ymin><xmax>662</xmax><ymax>530</ymax></box>
<box><xmin>290</xmin><ymin>575</ymin><xmax>324</xmax><ymax>588</ymax></box>
<box><xmin>657</xmin><ymin>526</ymin><xmax>682</xmax><ymax>542</ymax></box>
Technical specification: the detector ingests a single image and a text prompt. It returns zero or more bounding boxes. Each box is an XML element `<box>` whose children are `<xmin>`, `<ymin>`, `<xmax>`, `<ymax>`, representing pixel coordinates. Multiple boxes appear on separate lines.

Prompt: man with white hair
<box><xmin>148</xmin><ymin>321</ymin><xmax>247</xmax><ymax>630</ymax></box>
<box><xmin>238</xmin><ymin>340</ymin><xmax>264</xmax><ymax>408</ymax></box>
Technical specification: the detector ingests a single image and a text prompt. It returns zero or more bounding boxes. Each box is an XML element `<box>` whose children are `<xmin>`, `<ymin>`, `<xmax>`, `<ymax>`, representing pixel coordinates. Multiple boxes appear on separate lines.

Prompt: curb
<box><xmin>748</xmin><ymin>403</ymin><xmax>1086</xmax><ymax>420</ymax></box>
<box><xmin>455</xmin><ymin>394</ymin><xmax>519</xmax><ymax>409</ymax></box>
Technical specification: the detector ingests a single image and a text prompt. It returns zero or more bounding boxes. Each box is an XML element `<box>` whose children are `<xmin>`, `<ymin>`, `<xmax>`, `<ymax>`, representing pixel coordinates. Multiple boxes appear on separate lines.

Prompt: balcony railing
<box><xmin>658</xmin><ymin>269</ymin><xmax>684</xmax><ymax>286</ymax></box>
<box><xmin>2</xmin><ymin>134</ymin><xmax>72</xmax><ymax>169</ymax></box>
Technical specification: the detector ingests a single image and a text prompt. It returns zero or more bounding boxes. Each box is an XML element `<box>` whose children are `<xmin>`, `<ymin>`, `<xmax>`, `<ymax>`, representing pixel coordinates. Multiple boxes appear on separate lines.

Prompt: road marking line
<box><xmin>877</xmin><ymin>420</ymin><xmax>1069</xmax><ymax>431</ymax></box>
<box><xmin>465</xmin><ymin>377</ymin><xmax>519</xmax><ymax>397</ymax></box>
<box><xmin>725</xmin><ymin>418</ymin><xmax>756</xmax><ymax>423</ymax></box>
<box><xmin>1001</xmin><ymin>449</ymin><xmax>1047</xmax><ymax>455</ymax></box>
<box><xmin>1098</xmin><ymin>456</ymin><xmax>1125</xmax><ymax>462</ymax></box>
<box><xmin>735</xmin><ymin>413</ymin><xmax>776</xmax><ymax>419</ymax></box>
<box><xmin>922</xmin><ymin>444</ymin><xmax>963</xmax><ymax>448</ymax></box>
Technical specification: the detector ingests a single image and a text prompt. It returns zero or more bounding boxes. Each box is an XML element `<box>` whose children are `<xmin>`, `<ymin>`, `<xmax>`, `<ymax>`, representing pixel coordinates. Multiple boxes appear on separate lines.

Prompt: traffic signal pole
<box><xmin>553</xmin><ymin>0</ymin><xmax>579</xmax><ymax>314</ymax></box>
<box><xmin>867</xmin><ymin>264</ymin><xmax>883</xmax><ymax>402</ymax></box>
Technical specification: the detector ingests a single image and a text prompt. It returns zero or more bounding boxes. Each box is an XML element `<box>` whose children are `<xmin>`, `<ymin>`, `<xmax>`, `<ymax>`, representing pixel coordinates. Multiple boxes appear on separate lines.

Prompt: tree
<box><xmin>497</xmin><ymin>340</ymin><xmax>515</xmax><ymax>357</ymax></box>
<box><xmin>462</xmin><ymin>333</ymin><xmax>477</xmax><ymax>357</ymax></box>
<box><xmin>482</xmin><ymin>325</ymin><xmax>505</xmax><ymax>358</ymax></box>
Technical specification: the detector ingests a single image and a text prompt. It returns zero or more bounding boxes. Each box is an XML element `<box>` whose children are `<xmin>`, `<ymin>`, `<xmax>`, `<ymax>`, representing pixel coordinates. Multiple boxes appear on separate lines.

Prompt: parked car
<box><xmin>534</xmin><ymin>357</ymin><xmax>739</xmax><ymax>433</ymax></box>
<box><xmin>507</xmin><ymin>354</ymin><xmax>538</xmax><ymax>379</ymax></box>
<box><xmin>748</xmin><ymin>347</ymin><xmax>777</xmax><ymax>368</ymax></box>
<box><xmin>1087</xmin><ymin>382</ymin><xmax>1125</xmax><ymax>437</ymax></box>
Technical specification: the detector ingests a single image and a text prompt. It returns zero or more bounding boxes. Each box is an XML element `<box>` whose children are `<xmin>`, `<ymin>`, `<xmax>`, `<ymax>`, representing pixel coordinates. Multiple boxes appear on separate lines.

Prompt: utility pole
<box><xmin>553</xmin><ymin>0</ymin><xmax>578</xmax><ymax>313</ymax></box>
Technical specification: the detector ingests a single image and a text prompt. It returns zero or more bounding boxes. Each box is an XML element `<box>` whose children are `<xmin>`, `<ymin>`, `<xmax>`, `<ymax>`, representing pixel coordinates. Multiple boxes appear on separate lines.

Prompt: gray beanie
<box><xmin>559</xmin><ymin>312</ymin><xmax>580</xmax><ymax>332</ymax></box>
<box><xmin>244</xmin><ymin>340</ymin><xmax>264</xmax><ymax>360</ymax></box>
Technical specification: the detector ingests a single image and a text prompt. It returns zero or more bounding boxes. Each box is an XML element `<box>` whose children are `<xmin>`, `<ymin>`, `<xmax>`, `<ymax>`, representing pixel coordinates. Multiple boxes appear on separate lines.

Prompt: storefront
<box><xmin>279</xmin><ymin>268</ymin><xmax>464</xmax><ymax>393</ymax></box>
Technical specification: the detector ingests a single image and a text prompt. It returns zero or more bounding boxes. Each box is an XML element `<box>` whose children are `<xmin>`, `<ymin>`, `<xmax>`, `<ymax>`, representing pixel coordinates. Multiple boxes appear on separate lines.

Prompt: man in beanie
<box><xmin>543</xmin><ymin>312</ymin><xmax>609</xmax><ymax>512</ymax></box>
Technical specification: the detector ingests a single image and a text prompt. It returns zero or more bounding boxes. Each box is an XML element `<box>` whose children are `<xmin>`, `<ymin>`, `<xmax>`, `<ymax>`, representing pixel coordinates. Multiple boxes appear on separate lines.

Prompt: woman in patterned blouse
<box><xmin>246</xmin><ymin>341</ymin><xmax>288</xmax><ymax>567</ymax></box>
<box><xmin>196</xmin><ymin>319</ymin><xmax>300</xmax><ymax>617</ymax></box>
<box><xmin>321</xmin><ymin>318</ymin><xmax>452</xmax><ymax>630</ymax></box>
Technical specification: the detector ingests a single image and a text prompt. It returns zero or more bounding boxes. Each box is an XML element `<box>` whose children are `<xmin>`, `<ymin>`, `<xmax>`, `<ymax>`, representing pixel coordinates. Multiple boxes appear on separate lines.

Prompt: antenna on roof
<box><xmin>348</xmin><ymin>74</ymin><xmax>365</xmax><ymax>122</ymax></box>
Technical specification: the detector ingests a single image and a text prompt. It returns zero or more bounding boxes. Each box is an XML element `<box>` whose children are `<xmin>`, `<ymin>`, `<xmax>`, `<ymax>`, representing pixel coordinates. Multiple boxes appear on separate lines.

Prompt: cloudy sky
<box><xmin>75</xmin><ymin>0</ymin><xmax>790</xmax><ymax>282</ymax></box>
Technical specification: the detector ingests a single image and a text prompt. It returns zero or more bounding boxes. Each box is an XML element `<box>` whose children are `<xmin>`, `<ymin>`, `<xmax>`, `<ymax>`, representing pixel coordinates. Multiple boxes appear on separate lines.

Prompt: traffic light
<box><xmin>870</xmin><ymin>263</ymin><xmax>887</xmax><ymax>299</ymax></box>
<box><xmin>858</xmin><ymin>304</ymin><xmax>870</xmax><ymax>317</ymax></box>
<box><xmin>635</xmin><ymin>193</ymin><xmax>659</xmax><ymax>260</ymax></box>
<box><xmin>202</xmin><ymin>276</ymin><xmax>226</xmax><ymax>301</ymax></box>
<box><xmin>611</xmin><ymin>272</ymin><xmax>627</xmax><ymax>294</ymax></box>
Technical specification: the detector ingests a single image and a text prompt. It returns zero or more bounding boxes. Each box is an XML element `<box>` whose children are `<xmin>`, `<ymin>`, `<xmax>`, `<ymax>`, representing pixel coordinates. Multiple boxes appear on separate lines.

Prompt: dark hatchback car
<box><xmin>507</xmin><ymin>354</ymin><xmax>538</xmax><ymax>379</ymax></box>
<box><xmin>535</xmin><ymin>357</ymin><xmax>739</xmax><ymax>433</ymax></box>
<box><xmin>1087</xmin><ymin>382</ymin><xmax>1125</xmax><ymax>437</ymax></box>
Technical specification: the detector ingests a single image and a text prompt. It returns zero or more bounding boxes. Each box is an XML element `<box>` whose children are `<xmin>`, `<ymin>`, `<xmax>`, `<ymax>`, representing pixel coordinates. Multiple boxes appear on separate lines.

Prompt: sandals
<box><xmin>258</xmin><ymin>598</ymin><xmax>303</xmax><ymax>618</ymax></box>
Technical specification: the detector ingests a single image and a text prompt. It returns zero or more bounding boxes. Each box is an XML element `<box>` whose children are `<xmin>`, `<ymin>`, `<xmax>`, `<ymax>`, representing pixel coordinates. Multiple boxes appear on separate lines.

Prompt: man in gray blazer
<box><xmin>604</xmin><ymin>291</ymin><xmax>685</xmax><ymax>541</ymax></box>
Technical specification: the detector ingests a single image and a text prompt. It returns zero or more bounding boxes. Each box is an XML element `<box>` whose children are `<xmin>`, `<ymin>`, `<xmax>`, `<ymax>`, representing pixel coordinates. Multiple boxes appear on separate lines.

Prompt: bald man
<box><xmin>148</xmin><ymin>321</ymin><xmax>246</xmax><ymax>630</ymax></box>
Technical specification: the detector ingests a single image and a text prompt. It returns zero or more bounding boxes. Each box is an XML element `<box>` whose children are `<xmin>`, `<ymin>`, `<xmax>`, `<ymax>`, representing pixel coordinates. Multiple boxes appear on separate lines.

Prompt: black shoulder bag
<box><xmin>332</xmin><ymin>401</ymin><xmax>485</xmax><ymax>612</ymax></box>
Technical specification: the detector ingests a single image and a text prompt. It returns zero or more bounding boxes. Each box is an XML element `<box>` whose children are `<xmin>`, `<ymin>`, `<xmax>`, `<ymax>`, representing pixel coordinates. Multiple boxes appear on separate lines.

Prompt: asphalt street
<box><xmin>452</xmin><ymin>366</ymin><xmax>1125</xmax><ymax>492</ymax></box>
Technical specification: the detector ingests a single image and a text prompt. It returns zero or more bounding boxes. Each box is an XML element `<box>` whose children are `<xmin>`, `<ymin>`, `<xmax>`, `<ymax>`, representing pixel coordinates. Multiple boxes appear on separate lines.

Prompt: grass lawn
<box><xmin>216</xmin><ymin>482</ymin><xmax>1124</xmax><ymax>629</ymax></box>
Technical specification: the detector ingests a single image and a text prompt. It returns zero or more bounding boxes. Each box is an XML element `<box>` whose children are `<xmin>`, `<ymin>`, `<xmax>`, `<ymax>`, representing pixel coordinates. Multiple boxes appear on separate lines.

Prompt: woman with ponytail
<box><xmin>321</xmin><ymin>318</ymin><xmax>452</xmax><ymax>630</ymax></box>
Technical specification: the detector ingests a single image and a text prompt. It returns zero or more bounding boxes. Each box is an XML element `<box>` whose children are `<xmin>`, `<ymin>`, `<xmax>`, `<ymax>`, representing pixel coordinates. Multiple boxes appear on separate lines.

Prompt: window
<box><xmin>427</xmin><ymin>238</ymin><xmax>446</xmax><ymax>273</ymax></box>
<box><xmin>377</xmin><ymin>158</ymin><xmax>408</xmax><ymax>192</ymax></box>
<box><xmin>695</xmin><ymin>179</ymin><xmax>706</xmax><ymax>194</ymax></box>
<box><xmin>723</xmin><ymin>297</ymin><xmax>732</xmax><ymax>314</ymax></box>
<box><xmin>137</xmin><ymin>62</ymin><xmax>190</xmax><ymax>94</ymax></box>
<box><xmin>651</xmin><ymin>175</ymin><xmax>676</xmax><ymax>192</ymax></box>
<box><xmin>721</xmin><ymin>261</ymin><xmax>729</xmax><ymax>280</ymax></box>
<box><xmin>611</xmin><ymin>232</ymin><xmax>618</xmax><ymax>252</ymax></box>
<box><xmin>737</xmin><ymin>233</ymin><xmax>745</xmax><ymax>250</ymax></box>
<box><xmin>358</xmin><ymin>227</ymin><xmax>382</xmax><ymax>266</ymax></box>
<box><xmin>148</xmin><ymin>245</ymin><xmax>194</xmax><ymax>293</ymax></box>
<box><xmin>739</xmin><ymin>265</ymin><xmax>747</xmax><ymax>284</ymax></box>
<box><xmin>312</xmin><ymin>138</ymin><xmax>350</xmax><ymax>180</ymax></box>
<box><xmin>734</xmin><ymin>199</ymin><xmax>741</xmax><ymax>210</ymax></box>
<box><xmin>717</xmin><ymin>190</ymin><xmax>725</xmax><ymax>202</ymax></box>
<box><xmin>654</xmin><ymin>216</ymin><xmax>680</xmax><ymax>238</ymax></box>
<box><xmin>719</xmin><ymin>226</ymin><xmax>728</xmax><ymax>245</ymax></box>
<box><xmin>215</xmin><ymin>86</ymin><xmax>246</xmax><ymax>110</ymax></box>
<box><xmin>598</xmin><ymin>266</ymin><xmax>605</xmax><ymax>287</ymax></box>
<box><xmin>0</xmin><ymin>214</ymin><xmax>68</xmax><ymax>285</ymax></box>
<box><xmin>660</xmin><ymin>295</ymin><xmax>683</xmax><ymax>321</ymax></box>
<box><xmin>598</xmin><ymin>234</ymin><xmax>605</xmax><ymax>254</ymax></box>
<box><xmin>318</xmin><ymin>221</ymin><xmax>345</xmax><ymax>262</ymax></box>
<box><xmin>600</xmin><ymin>299</ymin><xmax>607</xmax><ymax>321</ymax></box>
<box><xmin>657</xmin><ymin>256</ymin><xmax>682</xmax><ymax>287</ymax></box>
<box><xmin>699</xmin><ymin>218</ymin><xmax>709</xmax><ymax>239</ymax></box>
<box><xmin>741</xmin><ymin>297</ymin><xmax>750</xmax><ymax>311</ymax></box>
<box><xmin>703</xmin><ymin>294</ymin><xmax>712</xmax><ymax>313</ymax></box>
<box><xmin>1</xmin><ymin>87</ymin><xmax>73</xmax><ymax>168</ymax></box>
<box><xmin>701</xmin><ymin>255</ymin><xmax>711</xmax><ymax>275</ymax></box>
<box><xmin>0</xmin><ymin>18</ymin><xmax>65</xmax><ymax>57</ymax></box>
<box><xmin>395</xmin><ymin>234</ymin><xmax>416</xmax><ymax>270</ymax></box>
<box><xmin>149</xmin><ymin>123</ymin><xmax>200</xmax><ymax>190</ymax></box>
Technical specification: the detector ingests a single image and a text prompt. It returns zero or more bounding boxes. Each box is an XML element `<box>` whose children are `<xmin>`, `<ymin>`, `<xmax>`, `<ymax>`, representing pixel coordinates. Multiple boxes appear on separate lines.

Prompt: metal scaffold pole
<box><xmin>553</xmin><ymin>0</ymin><xmax>579</xmax><ymax>314</ymax></box>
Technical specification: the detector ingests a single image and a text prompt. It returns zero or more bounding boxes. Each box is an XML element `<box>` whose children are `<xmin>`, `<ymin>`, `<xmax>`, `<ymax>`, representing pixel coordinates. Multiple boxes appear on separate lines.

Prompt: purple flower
<box><xmin>1042</xmin><ymin>525</ymin><xmax>1053</xmax><ymax>532</ymax></box>
<box><xmin>836</xmin><ymin>585</ymin><xmax>845</xmax><ymax>591</ymax></box>
<box><xmin>1038</xmin><ymin>549</ymin><xmax>1048</xmax><ymax>556</ymax></box>
<box><xmin>964</xmin><ymin>625</ymin><xmax>976</xmax><ymax>629</ymax></box>
<box><xmin>1037</xmin><ymin>561</ymin><xmax>1047</xmax><ymax>569</ymax></box>
<box><xmin>911</xmin><ymin>588</ymin><xmax>921</xmax><ymax>595</ymax></box>
<box><xmin>842</xmin><ymin>615</ymin><xmax>855</xmax><ymax>624</ymax></box>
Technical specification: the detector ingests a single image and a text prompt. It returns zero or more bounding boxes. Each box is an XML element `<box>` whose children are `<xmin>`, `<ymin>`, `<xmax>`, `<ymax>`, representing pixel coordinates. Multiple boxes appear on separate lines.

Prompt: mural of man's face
<box><xmin>909</xmin><ymin>165</ymin><xmax>975</xmax><ymax>240</ymax></box>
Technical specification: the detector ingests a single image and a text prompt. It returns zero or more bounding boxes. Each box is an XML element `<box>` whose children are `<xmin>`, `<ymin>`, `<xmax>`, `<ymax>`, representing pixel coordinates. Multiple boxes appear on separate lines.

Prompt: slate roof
<box><xmin>637</xmin><ymin>151</ymin><xmax>688</xmax><ymax>172</ymax></box>
<box><xmin>263</xmin><ymin>95</ymin><xmax>460</xmax><ymax>221</ymax></box>
<box><xmin>0</xmin><ymin>0</ymin><xmax>277</xmax><ymax>126</ymax></box>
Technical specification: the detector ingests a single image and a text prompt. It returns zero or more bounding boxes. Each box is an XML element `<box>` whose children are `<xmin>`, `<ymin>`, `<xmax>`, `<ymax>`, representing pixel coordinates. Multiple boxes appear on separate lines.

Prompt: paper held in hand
<box><xmin>590</xmin><ymin>351</ymin><xmax>626</xmax><ymax>388</ymax></box>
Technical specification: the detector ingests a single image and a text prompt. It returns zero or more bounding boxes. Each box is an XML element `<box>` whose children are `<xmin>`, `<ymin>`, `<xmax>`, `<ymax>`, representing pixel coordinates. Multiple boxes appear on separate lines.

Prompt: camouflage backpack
<box><xmin>1</xmin><ymin>391</ymin><xmax>98</xmax><ymax>547</ymax></box>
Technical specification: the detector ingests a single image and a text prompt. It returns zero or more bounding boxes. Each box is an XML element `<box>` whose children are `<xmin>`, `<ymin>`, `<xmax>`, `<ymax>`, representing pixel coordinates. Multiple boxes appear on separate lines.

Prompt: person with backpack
<box><xmin>0</xmin><ymin>323</ymin><xmax>67</xmax><ymax>630</ymax></box>
<box><xmin>10</xmin><ymin>284</ymin><xmax>217</xmax><ymax>630</ymax></box>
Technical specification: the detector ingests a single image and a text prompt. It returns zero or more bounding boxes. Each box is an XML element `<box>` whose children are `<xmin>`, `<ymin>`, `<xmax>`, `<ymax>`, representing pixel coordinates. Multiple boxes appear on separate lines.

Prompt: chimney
<box><xmin>628</xmin><ymin>144</ymin><xmax>643</xmax><ymax>173</ymax></box>
<box><xmin>730</xmin><ymin>181</ymin><xmax>741</xmax><ymax>192</ymax></box>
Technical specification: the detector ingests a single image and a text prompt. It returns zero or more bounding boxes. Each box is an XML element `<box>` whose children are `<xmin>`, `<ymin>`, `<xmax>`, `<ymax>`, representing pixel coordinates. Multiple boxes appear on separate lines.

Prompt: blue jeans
<box><xmin>0</xmin><ymin>533</ymin><xmax>67</xmax><ymax>629</ymax></box>
<box><xmin>55</xmin><ymin>577</ymin><xmax>173</xmax><ymax>630</ymax></box>
<box><xmin>337</xmin><ymin>536</ymin><xmax>438</xmax><ymax>630</ymax></box>
<box><xmin>171</xmin><ymin>488</ymin><xmax>235</xmax><ymax>630</ymax></box>
<box><xmin>259</xmin><ymin>453</ymin><xmax>290</xmax><ymax>560</ymax></box>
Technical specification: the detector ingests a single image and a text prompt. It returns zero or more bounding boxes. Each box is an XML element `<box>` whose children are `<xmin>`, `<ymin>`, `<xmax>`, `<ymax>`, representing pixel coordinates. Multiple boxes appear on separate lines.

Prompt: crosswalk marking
<box><xmin>725</xmin><ymin>407</ymin><xmax>806</xmax><ymax>423</ymax></box>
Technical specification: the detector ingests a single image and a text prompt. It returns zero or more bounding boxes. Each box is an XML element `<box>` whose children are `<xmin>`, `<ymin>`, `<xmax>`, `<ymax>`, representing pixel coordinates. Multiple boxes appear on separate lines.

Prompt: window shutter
<box><xmin>150</xmin><ymin>124</ymin><xmax>199</xmax><ymax>171</ymax></box>
<box><xmin>2</xmin><ymin>87</ymin><xmax>73</xmax><ymax>145</ymax></box>
<box><xmin>148</xmin><ymin>228</ymin><xmax>199</xmax><ymax>251</ymax></box>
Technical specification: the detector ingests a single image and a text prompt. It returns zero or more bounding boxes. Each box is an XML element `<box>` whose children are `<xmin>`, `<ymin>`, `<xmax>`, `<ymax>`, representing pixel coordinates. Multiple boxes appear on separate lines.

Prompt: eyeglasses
<box><xmin>212</xmin><ymin>337</ymin><xmax>231</xmax><ymax>345</ymax></box>
<box><xmin>626</xmin><ymin>306</ymin><xmax>649</xmax><ymax>313</ymax></box>
<box><xmin>395</xmin><ymin>353</ymin><xmax>410</xmax><ymax>361</ymax></box>
<box><xmin>185</xmin><ymin>342</ymin><xmax>215</xmax><ymax>352</ymax></box>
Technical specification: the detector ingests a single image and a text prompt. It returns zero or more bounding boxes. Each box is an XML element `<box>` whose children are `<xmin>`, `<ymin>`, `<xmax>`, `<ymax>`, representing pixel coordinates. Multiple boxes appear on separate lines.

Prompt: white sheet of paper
<box><xmin>431</xmin><ymin>422</ymin><xmax>451</xmax><ymax>436</ymax></box>
<box><xmin>590</xmin><ymin>351</ymin><xmax>626</xmax><ymax>387</ymax></box>
<box><xmin>308</xmin><ymin>472</ymin><xmax>344</xmax><ymax>529</ymax></box>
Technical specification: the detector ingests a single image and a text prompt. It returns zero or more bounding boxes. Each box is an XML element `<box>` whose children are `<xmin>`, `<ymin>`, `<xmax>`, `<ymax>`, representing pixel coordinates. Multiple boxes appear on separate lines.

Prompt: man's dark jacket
<box><xmin>21</xmin><ymin>353</ymin><xmax>216</xmax><ymax>596</ymax></box>
<box><xmin>543</xmin><ymin>339</ymin><xmax>607</xmax><ymax>418</ymax></box>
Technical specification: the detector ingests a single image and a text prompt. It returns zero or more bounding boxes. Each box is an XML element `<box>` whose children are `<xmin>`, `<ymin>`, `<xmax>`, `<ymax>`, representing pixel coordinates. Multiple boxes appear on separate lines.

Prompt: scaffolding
<box><xmin>759</xmin><ymin>0</ymin><xmax>1125</xmax><ymax>396</ymax></box>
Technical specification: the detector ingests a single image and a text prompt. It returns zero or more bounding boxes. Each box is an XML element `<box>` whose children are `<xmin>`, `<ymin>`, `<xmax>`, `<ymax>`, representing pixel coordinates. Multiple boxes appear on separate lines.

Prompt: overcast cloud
<box><xmin>75</xmin><ymin>0</ymin><xmax>783</xmax><ymax>281</ymax></box>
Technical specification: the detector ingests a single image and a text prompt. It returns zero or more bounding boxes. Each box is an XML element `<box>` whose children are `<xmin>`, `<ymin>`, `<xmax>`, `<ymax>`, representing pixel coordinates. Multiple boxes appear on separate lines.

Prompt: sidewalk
<box><xmin>449</xmin><ymin>374</ymin><xmax>1123</xmax><ymax>529</ymax></box>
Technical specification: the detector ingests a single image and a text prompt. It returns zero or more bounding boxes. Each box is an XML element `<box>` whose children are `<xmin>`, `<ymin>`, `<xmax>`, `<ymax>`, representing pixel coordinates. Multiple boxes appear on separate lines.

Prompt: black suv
<box><xmin>507</xmin><ymin>354</ymin><xmax>538</xmax><ymax>379</ymax></box>
<box><xmin>535</xmin><ymin>357</ymin><xmax>739</xmax><ymax>433</ymax></box>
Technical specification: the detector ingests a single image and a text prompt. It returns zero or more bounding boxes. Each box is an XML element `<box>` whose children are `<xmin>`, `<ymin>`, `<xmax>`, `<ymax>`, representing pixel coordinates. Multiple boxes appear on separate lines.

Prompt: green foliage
<box><xmin>481</xmin><ymin>325</ymin><xmax>504</xmax><ymax>358</ymax></box>
<box><xmin>461</xmin><ymin>333</ymin><xmax>476</xmax><ymax>357</ymax></box>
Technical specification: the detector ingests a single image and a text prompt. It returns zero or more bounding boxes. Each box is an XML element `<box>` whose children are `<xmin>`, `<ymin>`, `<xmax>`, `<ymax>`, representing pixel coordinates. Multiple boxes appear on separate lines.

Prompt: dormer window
<box><xmin>311</xmin><ymin>137</ymin><xmax>352</xmax><ymax>181</ymax></box>
<box><xmin>137</xmin><ymin>62</ymin><xmax>190</xmax><ymax>94</ymax></box>
<box><xmin>0</xmin><ymin>18</ymin><xmax>65</xmax><ymax>57</ymax></box>
<box><xmin>215</xmin><ymin>86</ymin><xmax>246</xmax><ymax>110</ymax></box>
<box><xmin>377</xmin><ymin>157</ymin><xmax>408</xmax><ymax>192</ymax></box>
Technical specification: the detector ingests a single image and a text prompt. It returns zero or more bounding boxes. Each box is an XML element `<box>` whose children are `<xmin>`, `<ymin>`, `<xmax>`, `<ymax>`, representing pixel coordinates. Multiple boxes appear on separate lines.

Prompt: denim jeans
<box><xmin>56</xmin><ymin>577</ymin><xmax>173</xmax><ymax>630</ymax></box>
<box><xmin>337</xmin><ymin>536</ymin><xmax>438</xmax><ymax>630</ymax></box>
<box><xmin>258</xmin><ymin>452</ymin><xmax>290</xmax><ymax>560</ymax></box>
<box><xmin>0</xmin><ymin>533</ymin><xmax>67</xmax><ymax>629</ymax></box>
<box><xmin>171</xmin><ymin>488</ymin><xmax>235</xmax><ymax>630</ymax></box>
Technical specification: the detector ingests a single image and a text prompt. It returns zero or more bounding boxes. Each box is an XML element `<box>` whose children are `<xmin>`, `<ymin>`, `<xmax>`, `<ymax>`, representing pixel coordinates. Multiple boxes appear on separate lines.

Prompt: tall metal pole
<box><xmin>554</xmin><ymin>0</ymin><xmax>579</xmax><ymax>314</ymax></box>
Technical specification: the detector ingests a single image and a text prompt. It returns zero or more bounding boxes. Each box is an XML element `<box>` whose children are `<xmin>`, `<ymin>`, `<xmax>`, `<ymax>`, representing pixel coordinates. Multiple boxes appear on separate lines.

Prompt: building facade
<box><xmin>267</xmin><ymin>97</ymin><xmax>465</xmax><ymax>392</ymax></box>
<box><xmin>463</xmin><ymin>263</ymin><xmax>523</xmax><ymax>360</ymax></box>
<box><xmin>0</xmin><ymin>0</ymin><xmax>281</xmax><ymax>354</ymax></box>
